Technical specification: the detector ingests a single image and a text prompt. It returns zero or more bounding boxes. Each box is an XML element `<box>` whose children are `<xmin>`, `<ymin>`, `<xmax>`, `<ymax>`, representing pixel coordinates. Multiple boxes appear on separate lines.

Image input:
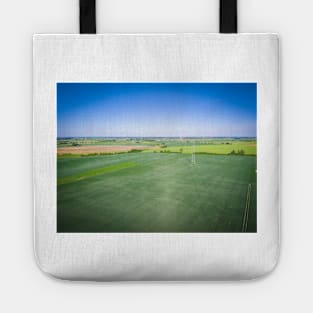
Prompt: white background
<box><xmin>0</xmin><ymin>0</ymin><xmax>312</xmax><ymax>312</ymax></box>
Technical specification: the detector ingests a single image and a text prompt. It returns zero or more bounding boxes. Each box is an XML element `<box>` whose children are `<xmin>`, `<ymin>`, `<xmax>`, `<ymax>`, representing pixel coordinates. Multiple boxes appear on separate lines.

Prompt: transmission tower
<box><xmin>191</xmin><ymin>142</ymin><xmax>196</xmax><ymax>165</ymax></box>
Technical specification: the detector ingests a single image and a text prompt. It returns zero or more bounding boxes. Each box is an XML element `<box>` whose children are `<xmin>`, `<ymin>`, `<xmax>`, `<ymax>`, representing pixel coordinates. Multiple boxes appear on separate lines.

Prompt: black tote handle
<box><xmin>79</xmin><ymin>0</ymin><xmax>237</xmax><ymax>34</ymax></box>
<box><xmin>80</xmin><ymin>0</ymin><xmax>96</xmax><ymax>34</ymax></box>
<box><xmin>220</xmin><ymin>0</ymin><xmax>237</xmax><ymax>33</ymax></box>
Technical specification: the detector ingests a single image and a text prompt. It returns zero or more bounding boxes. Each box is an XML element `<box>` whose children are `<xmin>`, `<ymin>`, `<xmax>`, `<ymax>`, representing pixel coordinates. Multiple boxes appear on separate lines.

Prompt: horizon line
<box><xmin>57</xmin><ymin>136</ymin><xmax>257</xmax><ymax>139</ymax></box>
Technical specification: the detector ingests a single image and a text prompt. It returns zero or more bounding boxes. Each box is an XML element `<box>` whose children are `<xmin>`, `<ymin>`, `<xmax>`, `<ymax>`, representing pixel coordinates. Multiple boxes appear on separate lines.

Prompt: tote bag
<box><xmin>33</xmin><ymin>0</ymin><xmax>280</xmax><ymax>281</ymax></box>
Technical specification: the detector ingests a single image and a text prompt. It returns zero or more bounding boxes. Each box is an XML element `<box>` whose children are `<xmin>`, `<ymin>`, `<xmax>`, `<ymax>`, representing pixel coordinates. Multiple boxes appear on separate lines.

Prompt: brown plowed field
<box><xmin>57</xmin><ymin>145</ymin><xmax>155</xmax><ymax>155</ymax></box>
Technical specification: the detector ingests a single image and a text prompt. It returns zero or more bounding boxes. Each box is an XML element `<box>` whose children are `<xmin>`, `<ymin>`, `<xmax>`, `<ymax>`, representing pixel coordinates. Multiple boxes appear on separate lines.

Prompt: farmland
<box><xmin>57</xmin><ymin>137</ymin><xmax>256</xmax><ymax>156</ymax></box>
<box><xmin>57</xmin><ymin>138</ymin><xmax>257</xmax><ymax>233</ymax></box>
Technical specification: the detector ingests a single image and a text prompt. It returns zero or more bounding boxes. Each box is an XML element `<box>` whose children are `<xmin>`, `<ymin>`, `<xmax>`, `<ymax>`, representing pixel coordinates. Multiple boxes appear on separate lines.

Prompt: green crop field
<box><xmin>157</xmin><ymin>143</ymin><xmax>256</xmax><ymax>155</ymax></box>
<box><xmin>57</xmin><ymin>151</ymin><xmax>256</xmax><ymax>233</ymax></box>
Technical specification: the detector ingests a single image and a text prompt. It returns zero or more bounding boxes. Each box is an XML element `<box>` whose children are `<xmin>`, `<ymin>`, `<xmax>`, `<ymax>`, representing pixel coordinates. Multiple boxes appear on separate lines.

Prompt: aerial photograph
<box><xmin>57</xmin><ymin>83</ymin><xmax>257</xmax><ymax>233</ymax></box>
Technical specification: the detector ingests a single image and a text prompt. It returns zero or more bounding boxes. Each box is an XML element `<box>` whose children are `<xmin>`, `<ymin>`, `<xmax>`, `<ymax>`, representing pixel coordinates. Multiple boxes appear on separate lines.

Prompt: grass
<box><xmin>57</xmin><ymin>162</ymin><xmax>137</xmax><ymax>185</ymax></box>
<box><xmin>57</xmin><ymin>152</ymin><xmax>257</xmax><ymax>233</ymax></box>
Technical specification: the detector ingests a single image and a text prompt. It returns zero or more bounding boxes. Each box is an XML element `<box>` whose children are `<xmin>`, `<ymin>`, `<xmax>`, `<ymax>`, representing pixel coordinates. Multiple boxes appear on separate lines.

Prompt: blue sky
<box><xmin>57</xmin><ymin>83</ymin><xmax>256</xmax><ymax>138</ymax></box>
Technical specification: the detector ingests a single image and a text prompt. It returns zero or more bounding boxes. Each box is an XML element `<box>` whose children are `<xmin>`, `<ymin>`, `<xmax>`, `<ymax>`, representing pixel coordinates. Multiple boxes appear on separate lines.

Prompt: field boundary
<box><xmin>242</xmin><ymin>184</ymin><xmax>252</xmax><ymax>232</ymax></box>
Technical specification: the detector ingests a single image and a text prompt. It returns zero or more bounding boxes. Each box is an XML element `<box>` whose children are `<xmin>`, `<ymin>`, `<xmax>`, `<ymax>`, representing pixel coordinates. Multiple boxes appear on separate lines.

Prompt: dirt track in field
<box><xmin>57</xmin><ymin>145</ymin><xmax>156</xmax><ymax>155</ymax></box>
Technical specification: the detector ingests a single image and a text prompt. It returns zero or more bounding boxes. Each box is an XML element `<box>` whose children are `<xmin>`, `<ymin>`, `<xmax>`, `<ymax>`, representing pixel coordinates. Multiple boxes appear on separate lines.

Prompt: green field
<box><xmin>157</xmin><ymin>143</ymin><xmax>256</xmax><ymax>155</ymax></box>
<box><xmin>57</xmin><ymin>150</ymin><xmax>257</xmax><ymax>233</ymax></box>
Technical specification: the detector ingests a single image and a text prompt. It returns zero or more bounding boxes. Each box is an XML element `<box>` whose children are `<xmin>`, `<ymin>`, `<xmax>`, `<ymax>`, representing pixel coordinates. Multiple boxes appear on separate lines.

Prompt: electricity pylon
<box><xmin>191</xmin><ymin>142</ymin><xmax>196</xmax><ymax>165</ymax></box>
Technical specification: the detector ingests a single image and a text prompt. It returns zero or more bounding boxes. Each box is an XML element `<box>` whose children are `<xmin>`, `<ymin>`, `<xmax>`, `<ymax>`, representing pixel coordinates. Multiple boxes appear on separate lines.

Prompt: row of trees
<box><xmin>229</xmin><ymin>149</ymin><xmax>245</xmax><ymax>155</ymax></box>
